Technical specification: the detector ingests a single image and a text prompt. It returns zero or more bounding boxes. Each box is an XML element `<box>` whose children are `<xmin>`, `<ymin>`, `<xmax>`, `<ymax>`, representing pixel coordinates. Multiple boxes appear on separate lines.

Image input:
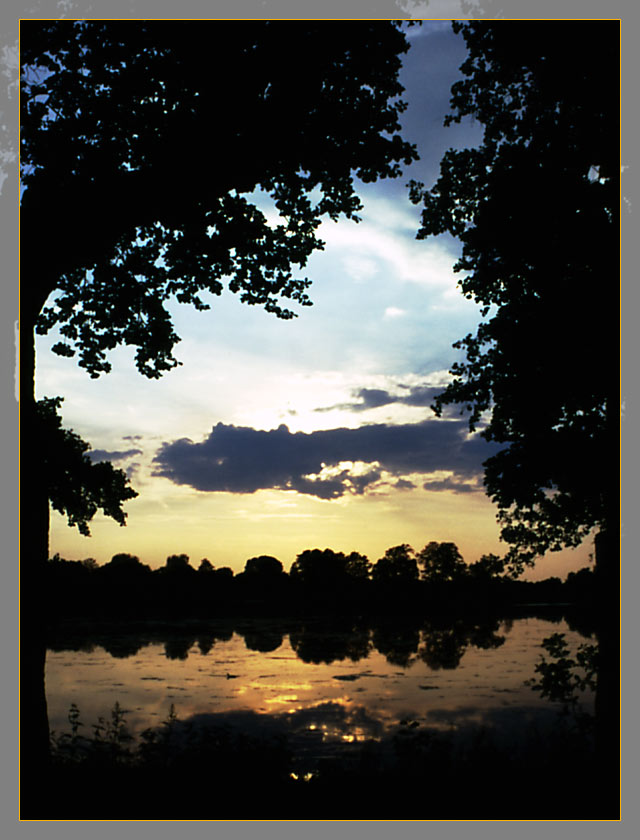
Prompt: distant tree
<box><xmin>344</xmin><ymin>551</ymin><xmax>372</xmax><ymax>582</ymax></box>
<box><xmin>371</xmin><ymin>544</ymin><xmax>419</xmax><ymax>585</ymax></box>
<box><xmin>164</xmin><ymin>554</ymin><xmax>193</xmax><ymax>573</ymax></box>
<box><xmin>81</xmin><ymin>557</ymin><xmax>99</xmax><ymax>571</ymax></box>
<box><xmin>103</xmin><ymin>552</ymin><xmax>150</xmax><ymax>573</ymax></box>
<box><xmin>197</xmin><ymin>558</ymin><xmax>215</xmax><ymax>574</ymax></box>
<box><xmin>565</xmin><ymin>567</ymin><xmax>595</xmax><ymax>601</ymax></box>
<box><xmin>289</xmin><ymin>548</ymin><xmax>348</xmax><ymax>589</ymax></box>
<box><xmin>105</xmin><ymin>552</ymin><xmax>141</xmax><ymax>568</ymax></box>
<box><xmin>244</xmin><ymin>555</ymin><xmax>284</xmax><ymax>579</ymax></box>
<box><xmin>417</xmin><ymin>542</ymin><xmax>467</xmax><ymax>584</ymax></box>
<box><xmin>467</xmin><ymin>553</ymin><xmax>506</xmax><ymax>582</ymax></box>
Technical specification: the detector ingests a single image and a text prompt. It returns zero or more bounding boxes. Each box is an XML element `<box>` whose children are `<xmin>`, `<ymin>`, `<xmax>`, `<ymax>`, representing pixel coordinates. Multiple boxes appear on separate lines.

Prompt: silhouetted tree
<box><xmin>37</xmin><ymin>397</ymin><xmax>137</xmax><ymax>538</ymax></box>
<box><xmin>467</xmin><ymin>553</ymin><xmax>506</xmax><ymax>582</ymax></box>
<box><xmin>410</xmin><ymin>26</ymin><xmax>619</xmax><ymax>808</ymax></box>
<box><xmin>21</xmin><ymin>395</ymin><xmax>136</xmax><ymax>777</ymax></box>
<box><xmin>290</xmin><ymin>548</ymin><xmax>349</xmax><ymax>589</ymax></box>
<box><xmin>197</xmin><ymin>558</ymin><xmax>215</xmax><ymax>574</ymax></box>
<box><xmin>344</xmin><ymin>551</ymin><xmax>372</xmax><ymax>582</ymax></box>
<box><xmin>103</xmin><ymin>552</ymin><xmax>146</xmax><ymax>571</ymax></box>
<box><xmin>371</xmin><ymin>544</ymin><xmax>418</xmax><ymax>585</ymax></box>
<box><xmin>244</xmin><ymin>555</ymin><xmax>284</xmax><ymax>579</ymax></box>
<box><xmin>81</xmin><ymin>557</ymin><xmax>99</xmax><ymax>571</ymax></box>
<box><xmin>20</xmin><ymin>21</ymin><xmax>417</xmax><ymax>787</ymax></box>
<box><xmin>417</xmin><ymin>541</ymin><xmax>467</xmax><ymax>584</ymax></box>
<box><xmin>100</xmin><ymin>553</ymin><xmax>152</xmax><ymax>614</ymax></box>
<box><xmin>410</xmin><ymin>21</ymin><xmax>618</xmax><ymax>579</ymax></box>
<box><xmin>164</xmin><ymin>554</ymin><xmax>194</xmax><ymax>573</ymax></box>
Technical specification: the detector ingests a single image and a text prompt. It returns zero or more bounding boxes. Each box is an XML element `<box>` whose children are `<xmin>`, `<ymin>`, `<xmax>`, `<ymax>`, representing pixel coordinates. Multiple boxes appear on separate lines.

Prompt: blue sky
<box><xmin>35</xmin><ymin>21</ymin><xmax>593</xmax><ymax>578</ymax></box>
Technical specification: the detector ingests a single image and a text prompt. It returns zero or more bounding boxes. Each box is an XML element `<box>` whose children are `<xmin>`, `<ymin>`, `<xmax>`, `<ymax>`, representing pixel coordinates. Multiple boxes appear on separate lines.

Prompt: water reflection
<box><xmin>47</xmin><ymin>613</ymin><xmax>513</xmax><ymax>666</ymax></box>
<box><xmin>46</xmin><ymin>612</ymin><xmax>595</xmax><ymax>776</ymax></box>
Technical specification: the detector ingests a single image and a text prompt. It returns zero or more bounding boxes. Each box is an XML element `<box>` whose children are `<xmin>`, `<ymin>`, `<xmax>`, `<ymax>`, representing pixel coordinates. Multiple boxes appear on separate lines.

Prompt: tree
<box><xmin>19</xmin><ymin>20</ymin><xmax>417</xmax><ymax>791</ymax></box>
<box><xmin>104</xmin><ymin>552</ymin><xmax>146</xmax><ymax>570</ymax></box>
<box><xmin>21</xmin><ymin>396</ymin><xmax>136</xmax><ymax>788</ymax></box>
<box><xmin>417</xmin><ymin>541</ymin><xmax>467</xmax><ymax>584</ymax></box>
<box><xmin>467</xmin><ymin>553</ymin><xmax>506</xmax><ymax>582</ymax></box>
<box><xmin>289</xmin><ymin>548</ymin><xmax>348</xmax><ymax>589</ymax></box>
<box><xmin>35</xmin><ymin>396</ymin><xmax>137</xmax><ymax>537</ymax></box>
<box><xmin>164</xmin><ymin>553</ymin><xmax>193</xmax><ymax>573</ymax></box>
<box><xmin>409</xmin><ymin>21</ymin><xmax>619</xmax><ymax>813</ymax></box>
<box><xmin>81</xmin><ymin>557</ymin><xmax>99</xmax><ymax>571</ymax></box>
<box><xmin>409</xmin><ymin>21</ymin><xmax>619</xmax><ymax>578</ymax></box>
<box><xmin>371</xmin><ymin>544</ymin><xmax>419</xmax><ymax>584</ymax></box>
<box><xmin>344</xmin><ymin>551</ymin><xmax>372</xmax><ymax>582</ymax></box>
<box><xmin>243</xmin><ymin>555</ymin><xmax>284</xmax><ymax>579</ymax></box>
<box><xmin>197</xmin><ymin>558</ymin><xmax>215</xmax><ymax>574</ymax></box>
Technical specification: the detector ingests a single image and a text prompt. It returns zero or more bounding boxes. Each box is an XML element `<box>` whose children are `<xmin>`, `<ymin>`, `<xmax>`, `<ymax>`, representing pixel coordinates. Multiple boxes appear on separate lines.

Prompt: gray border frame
<box><xmin>2</xmin><ymin>0</ymin><xmax>635</xmax><ymax>836</ymax></box>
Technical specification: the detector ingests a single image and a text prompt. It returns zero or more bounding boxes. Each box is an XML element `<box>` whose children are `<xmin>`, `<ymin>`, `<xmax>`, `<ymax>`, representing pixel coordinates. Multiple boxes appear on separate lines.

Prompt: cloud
<box><xmin>423</xmin><ymin>477</ymin><xmax>476</xmax><ymax>494</ymax></box>
<box><xmin>89</xmin><ymin>448</ymin><xmax>143</xmax><ymax>463</ymax></box>
<box><xmin>315</xmin><ymin>384</ymin><xmax>442</xmax><ymax>414</ymax></box>
<box><xmin>152</xmin><ymin>419</ymin><xmax>498</xmax><ymax>500</ymax></box>
<box><xmin>394</xmin><ymin>478</ymin><xmax>417</xmax><ymax>491</ymax></box>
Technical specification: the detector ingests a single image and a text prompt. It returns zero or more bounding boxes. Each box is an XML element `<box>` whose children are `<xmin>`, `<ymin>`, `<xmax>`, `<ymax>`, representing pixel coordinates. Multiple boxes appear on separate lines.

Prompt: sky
<box><xmin>34</xmin><ymin>21</ymin><xmax>593</xmax><ymax>580</ymax></box>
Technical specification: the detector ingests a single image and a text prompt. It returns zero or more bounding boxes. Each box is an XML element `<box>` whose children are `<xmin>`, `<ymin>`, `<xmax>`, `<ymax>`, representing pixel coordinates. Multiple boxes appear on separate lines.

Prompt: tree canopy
<box><xmin>410</xmin><ymin>21</ymin><xmax>619</xmax><ymax>572</ymax></box>
<box><xmin>21</xmin><ymin>20</ymin><xmax>417</xmax><ymax>378</ymax></box>
<box><xmin>36</xmin><ymin>396</ymin><xmax>137</xmax><ymax>536</ymax></box>
<box><xmin>418</xmin><ymin>541</ymin><xmax>466</xmax><ymax>583</ymax></box>
<box><xmin>371</xmin><ymin>544</ymin><xmax>419</xmax><ymax>584</ymax></box>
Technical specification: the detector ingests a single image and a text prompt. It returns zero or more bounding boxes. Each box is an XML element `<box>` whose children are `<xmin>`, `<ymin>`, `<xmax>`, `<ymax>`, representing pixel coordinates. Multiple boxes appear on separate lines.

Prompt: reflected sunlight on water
<box><xmin>46</xmin><ymin>615</ymin><xmax>594</xmax><ymax>768</ymax></box>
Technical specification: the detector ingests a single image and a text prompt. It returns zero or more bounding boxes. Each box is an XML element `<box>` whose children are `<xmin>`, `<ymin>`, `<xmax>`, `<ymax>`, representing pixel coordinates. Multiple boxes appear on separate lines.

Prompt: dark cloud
<box><xmin>394</xmin><ymin>478</ymin><xmax>417</xmax><ymax>491</ymax></box>
<box><xmin>315</xmin><ymin>384</ymin><xmax>443</xmax><ymax>414</ymax></box>
<box><xmin>89</xmin><ymin>448</ymin><xmax>143</xmax><ymax>463</ymax></box>
<box><xmin>423</xmin><ymin>477</ymin><xmax>477</xmax><ymax>494</ymax></box>
<box><xmin>125</xmin><ymin>461</ymin><xmax>141</xmax><ymax>480</ymax></box>
<box><xmin>152</xmin><ymin>419</ymin><xmax>499</xmax><ymax>500</ymax></box>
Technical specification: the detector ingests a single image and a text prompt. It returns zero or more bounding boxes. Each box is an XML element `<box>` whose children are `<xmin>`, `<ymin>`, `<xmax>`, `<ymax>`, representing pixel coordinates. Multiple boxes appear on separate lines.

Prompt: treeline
<box><xmin>44</xmin><ymin>543</ymin><xmax>596</xmax><ymax>620</ymax></box>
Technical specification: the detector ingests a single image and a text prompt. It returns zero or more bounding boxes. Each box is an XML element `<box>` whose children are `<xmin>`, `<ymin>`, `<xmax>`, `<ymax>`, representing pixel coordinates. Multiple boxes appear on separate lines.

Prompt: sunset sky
<box><xmin>34</xmin><ymin>21</ymin><xmax>593</xmax><ymax>579</ymax></box>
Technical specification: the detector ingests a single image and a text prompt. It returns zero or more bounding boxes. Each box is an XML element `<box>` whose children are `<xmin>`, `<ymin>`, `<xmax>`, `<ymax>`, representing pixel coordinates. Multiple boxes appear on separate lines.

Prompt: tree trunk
<box><xmin>20</xmin><ymin>323</ymin><xmax>51</xmax><ymax>816</ymax></box>
<box><xmin>593</xmin><ymin>528</ymin><xmax>620</xmax><ymax>818</ymax></box>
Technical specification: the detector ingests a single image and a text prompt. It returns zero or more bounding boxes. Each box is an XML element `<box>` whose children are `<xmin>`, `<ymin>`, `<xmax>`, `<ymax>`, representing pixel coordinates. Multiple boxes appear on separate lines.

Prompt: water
<box><xmin>45</xmin><ymin>613</ymin><xmax>594</xmax><ymax>770</ymax></box>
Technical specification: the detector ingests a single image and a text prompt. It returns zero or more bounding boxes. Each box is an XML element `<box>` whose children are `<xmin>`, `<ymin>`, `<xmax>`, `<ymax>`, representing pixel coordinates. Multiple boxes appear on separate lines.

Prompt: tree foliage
<box><xmin>467</xmin><ymin>553</ymin><xmax>506</xmax><ymax>582</ymax></box>
<box><xmin>417</xmin><ymin>541</ymin><xmax>466</xmax><ymax>583</ymax></box>
<box><xmin>21</xmin><ymin>20</ymin><xmax>417</xmax><ymax>378</ymax></box>
<box><xmin>243</xmin><ymin>555</ymin><xmax>284</xmax><ymax>578</ymax></box>
<box><xmin>35</xmin><ymin>396</ymin><xmax>138</xmax><ymax>535</ymax></box>
<box><xmin>290</xmin><ymin>548</ymin><xmax>349</xmax><ymax>588</ymax></box>
<box><xmin>164</xmin><ymin>554</ymin><xmax>193</xmax><ymax>572</ymax></box>
<box><xmin>410</xmin><ymin>21</ymin><xmax>619</xmax><ymax>572</ymax></box>
<box><xmin>371</xmin><ymin>544</ymin><xmax>418</xmax><ymax>584</ymax></box>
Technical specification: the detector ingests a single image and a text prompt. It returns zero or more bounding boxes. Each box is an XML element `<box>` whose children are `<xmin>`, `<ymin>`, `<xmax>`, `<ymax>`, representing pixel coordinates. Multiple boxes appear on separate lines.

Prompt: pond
<box><xmin>45</xmin><ymin>612</ymin><xmax>595</xmax><ymax>774</ymax></box>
